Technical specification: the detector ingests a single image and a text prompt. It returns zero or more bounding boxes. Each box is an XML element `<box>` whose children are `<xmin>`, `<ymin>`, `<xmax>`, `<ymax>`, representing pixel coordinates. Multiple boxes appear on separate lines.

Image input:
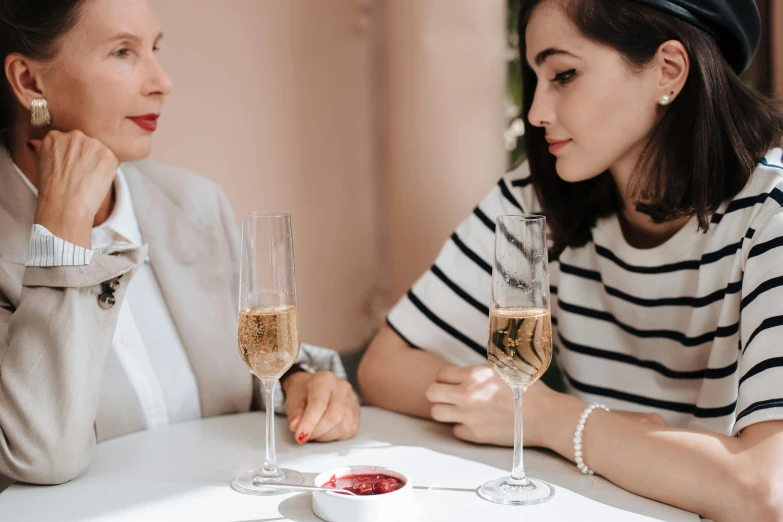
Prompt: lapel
<box><xmin>0</xmin><ymin>147</ymin><xmax>149</xmax><ymax>440</ymax></box>
<box><xmin>0</xmin><ymin>149</ymin><xmax>252</xmax><ymax>425</ymax></box>
<box><xmin>121</xmin><ymin>162</ymin><xmax>253</xmax><ymax>418</ymax></box>
<box><xmin>0</xmin><ymin>147</ymin><xmax>38</xmax><ymax>297</ymax></box>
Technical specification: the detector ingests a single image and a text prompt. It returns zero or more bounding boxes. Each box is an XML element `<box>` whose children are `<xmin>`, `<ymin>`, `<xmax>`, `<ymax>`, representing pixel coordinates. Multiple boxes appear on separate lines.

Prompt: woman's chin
<box><xmin>555</xmin><ymin>167</ymin><xmax>589</xmax><ymax>184</ymax></box>
<box><xmin>113</xmin><ymin>139</ymin><xmax>153</xmax><ymax>163</ymax></box>
<box><xmin>555</xmin><ymin>160</ymin><xmax>604</xmax><ymax>184</ymax></box>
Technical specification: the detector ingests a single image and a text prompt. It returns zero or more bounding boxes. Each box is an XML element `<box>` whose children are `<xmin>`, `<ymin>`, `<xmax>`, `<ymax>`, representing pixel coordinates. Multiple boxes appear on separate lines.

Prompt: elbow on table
<box><xmin>750</xmin><ymin>475</ymin><xmax>783</xmax><ymax>522</ymax></box>
<box><xmin>725</xmin><ymin>467</ymin><xmax>783</xmax><ymax>522</ymax></box>
<box><xmin>6</xmin><ymin>443</ymin><xmax>92</xmax><ymax>486</ymax></box>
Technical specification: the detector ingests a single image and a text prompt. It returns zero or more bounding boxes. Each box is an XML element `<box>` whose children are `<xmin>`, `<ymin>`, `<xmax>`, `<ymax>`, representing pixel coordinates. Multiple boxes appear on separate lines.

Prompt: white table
<box><xmin>0</xmin><ymin>407</ymin><xmax>698</xmax><ymax>521</ymax></box>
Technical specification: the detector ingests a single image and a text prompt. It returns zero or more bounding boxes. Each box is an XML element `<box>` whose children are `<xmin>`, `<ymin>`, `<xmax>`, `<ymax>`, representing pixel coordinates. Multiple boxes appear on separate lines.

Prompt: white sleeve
<box><xmin>24</xmin><ymin>225</ymin><xmax>134</xmax><ymax>268</ymax></box>
<box><xmin>734</xmin><ymin>208</ymin><xmax>783</xmax><ymax>434</ymax></box>
<box><xmin>25</xmin><ymin>225</ymin><xmax>94</xmax><ymax>268</ymax></box>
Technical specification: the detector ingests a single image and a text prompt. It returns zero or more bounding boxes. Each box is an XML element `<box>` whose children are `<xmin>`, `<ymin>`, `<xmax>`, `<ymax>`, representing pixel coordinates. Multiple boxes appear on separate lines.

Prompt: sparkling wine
<box><xmin>238</xmin><ymin>306</ymin><xmax>300</xmax><ymax>380</ymax></box>
<box><xmin>487</xmin><ymin>307</ymin><xmax>552</xmax><ymax>386</ymax></box>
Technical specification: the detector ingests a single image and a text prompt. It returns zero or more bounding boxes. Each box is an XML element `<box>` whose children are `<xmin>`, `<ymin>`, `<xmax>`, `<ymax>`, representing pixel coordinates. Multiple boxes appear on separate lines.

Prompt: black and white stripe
<box><xmin>387</xmin><ymin>149</ymin><xmax>783</xmax><ymax>436</ymax></box>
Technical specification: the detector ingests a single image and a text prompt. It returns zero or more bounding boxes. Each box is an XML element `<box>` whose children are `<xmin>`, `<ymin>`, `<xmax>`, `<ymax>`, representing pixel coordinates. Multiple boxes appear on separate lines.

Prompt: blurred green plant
<box><xmin>505</xmin><ymin>0</ymin><xmax>525</xmax><ymax>167</ymax></box>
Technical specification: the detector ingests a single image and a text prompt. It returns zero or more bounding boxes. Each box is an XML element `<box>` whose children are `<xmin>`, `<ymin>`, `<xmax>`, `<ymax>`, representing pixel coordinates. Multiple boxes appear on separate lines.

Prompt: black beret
<box><xmin>630</xmin><ymin>0</ymin><xmax>762</xmax><ymax>73</ymax></box>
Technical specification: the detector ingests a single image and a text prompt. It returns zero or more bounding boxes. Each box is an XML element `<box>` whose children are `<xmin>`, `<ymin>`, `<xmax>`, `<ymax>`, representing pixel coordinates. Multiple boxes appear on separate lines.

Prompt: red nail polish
<box><xmin>297</xmin><ymin>432</ymin><xmax>308</xmax><ymax>443</ymax></box>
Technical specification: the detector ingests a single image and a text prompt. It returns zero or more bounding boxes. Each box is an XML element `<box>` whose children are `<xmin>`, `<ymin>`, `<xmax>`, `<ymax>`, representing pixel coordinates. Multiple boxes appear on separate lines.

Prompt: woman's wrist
<box><xmin>281</xmin><ymin>370</ymin><xmax>311</xmax><ymax>396</ymax></box>
<box><xmin>34</xmin><ymin>205</ymin><xmax>93</xmax><ymax>249</ymax></box>
<box><xmin>531</xmin><ymin>390</ymin><xmax>588</xmax><ymax>457</ymax></box>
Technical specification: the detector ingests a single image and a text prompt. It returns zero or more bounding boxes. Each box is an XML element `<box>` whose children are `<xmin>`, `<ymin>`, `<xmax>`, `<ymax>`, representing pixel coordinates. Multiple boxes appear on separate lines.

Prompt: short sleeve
<box><xmin>386</xmin><ymin>159</ymin><xmax>542</xmax><ymax>365</ymax></box>
<box><xmin>734</xmin><ymin>209</ymin><xmax>783</xmax><ymax>435</ymax></box>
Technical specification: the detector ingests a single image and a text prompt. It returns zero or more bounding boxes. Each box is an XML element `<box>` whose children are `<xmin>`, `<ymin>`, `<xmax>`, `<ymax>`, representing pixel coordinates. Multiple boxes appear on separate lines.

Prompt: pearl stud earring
<box><xmin>659</xmin><ymin>91</ymin><xmax>675</xmax><ymax>106</ymax></box>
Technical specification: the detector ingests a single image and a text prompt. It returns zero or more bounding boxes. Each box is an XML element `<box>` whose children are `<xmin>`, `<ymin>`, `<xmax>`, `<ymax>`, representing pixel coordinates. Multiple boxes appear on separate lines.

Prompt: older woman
<box><xmin>0</xmin><ymin>0</ymin><xmax>360</xmax><ymax>486</ymax></box>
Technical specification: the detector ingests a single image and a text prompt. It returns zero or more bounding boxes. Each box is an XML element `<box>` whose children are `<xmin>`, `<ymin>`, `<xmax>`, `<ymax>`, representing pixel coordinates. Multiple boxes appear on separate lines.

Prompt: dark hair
<box><xmin>0</xmin><ymin>0</ymin><xmax>86</xmax><ymax>134</ymax></box>
<box><xmin>519</xmin><ymin>0</ymin><xmax>783</xmax><ymax>259</ymax></box>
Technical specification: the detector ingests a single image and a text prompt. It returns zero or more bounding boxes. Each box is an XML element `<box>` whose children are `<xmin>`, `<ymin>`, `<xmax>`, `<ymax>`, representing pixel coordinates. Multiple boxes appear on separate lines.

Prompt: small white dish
<box><xmin>312</xmin><ymin>465</ymin><xmax>414</xmax><ymax>522</ymax></box>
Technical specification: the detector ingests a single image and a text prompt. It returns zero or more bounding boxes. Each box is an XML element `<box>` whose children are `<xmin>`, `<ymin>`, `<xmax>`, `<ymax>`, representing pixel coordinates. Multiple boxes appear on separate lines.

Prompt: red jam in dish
<box><xmin>323</xmin><ymin>473</ymin><xmax>403</xmax><ymax>495</ymax></box>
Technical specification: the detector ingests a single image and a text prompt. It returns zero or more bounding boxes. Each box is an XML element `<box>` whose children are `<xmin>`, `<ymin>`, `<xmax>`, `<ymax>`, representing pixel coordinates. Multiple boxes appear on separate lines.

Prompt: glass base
<box><xmin>231</xmin><ymin>468</ymin><xmax>305</xmax><ymax>496</ymax></box>
<box><xmin>477</xmin><ymin>476</ymin><xmax>555</xmax><ymax>506</ymax></box>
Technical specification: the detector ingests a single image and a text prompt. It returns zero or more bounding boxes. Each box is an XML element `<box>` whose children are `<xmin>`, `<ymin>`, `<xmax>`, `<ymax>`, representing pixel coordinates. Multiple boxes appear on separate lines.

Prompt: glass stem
<box><xmin>509</xmin><ymin>386</ymin><xmax>531</xmax><ymax>487</ymax></box>
<box><xmin>261</xmin><ymin>379</ymin><xmax>280</xmax><ymax>477</ymax></box>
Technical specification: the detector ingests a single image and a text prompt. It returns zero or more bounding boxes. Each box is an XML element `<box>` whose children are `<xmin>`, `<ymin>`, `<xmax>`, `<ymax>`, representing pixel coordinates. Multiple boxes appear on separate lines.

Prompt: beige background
<box><xmin>150</xmin><ymin>0</ymin><xmax>506</xmax><ymax>352</ymax></box>
<box><xmin>385</xmin><ymin>0</ymin><xmax>506</xmax><ymax>299</ymax></box>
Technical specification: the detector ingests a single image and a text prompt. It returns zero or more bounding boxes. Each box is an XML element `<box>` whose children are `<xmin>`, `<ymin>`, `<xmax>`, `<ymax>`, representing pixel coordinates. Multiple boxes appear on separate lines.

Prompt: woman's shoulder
<box><xmin>125</xmin><ymin>159</ymin><xmax>223</xmax><ymax>194</ymax></box>
<box><xmin>747</xmin><ymin>148</ymin><xmax>783</xmax><ymax>191</ymax></box>
<box><xmin>122</xmin><ymin>159</ymin><xmax>230</xmax><ymax>211</ymax></box>
<box><xmin>726</xmin><ymin>148</ymin><xmax>783</xmax><ymax>234</ymax></box>
<box><xmin>721</xmin><ymin>149</ymin><xmax>783</xmax><ymax>207</ymax></box>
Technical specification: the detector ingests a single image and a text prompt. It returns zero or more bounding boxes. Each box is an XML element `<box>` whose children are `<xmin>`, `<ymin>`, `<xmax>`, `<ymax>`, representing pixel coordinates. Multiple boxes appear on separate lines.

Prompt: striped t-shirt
<box><xmin>387</xmin><ymin>148</ymin><xmax>783</xmax><ymax>436</ymax></box>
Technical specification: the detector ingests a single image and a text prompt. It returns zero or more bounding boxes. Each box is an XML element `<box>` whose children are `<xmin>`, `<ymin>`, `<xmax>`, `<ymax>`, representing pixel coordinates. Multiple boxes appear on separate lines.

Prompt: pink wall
<box><xmin>385</xmin><ymin>0</ymin><xmax>506</xmax><ymax>299</ymax></box>
<box><xmin>150</xmin><ymin>0</ymin><xmax>505</xmax><ymax>352</ymax></box>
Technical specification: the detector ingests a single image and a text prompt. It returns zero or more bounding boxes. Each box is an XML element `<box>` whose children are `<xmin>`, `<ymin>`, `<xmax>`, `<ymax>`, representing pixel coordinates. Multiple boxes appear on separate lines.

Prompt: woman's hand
<box><xmin>282</xmin><ymin>371</ymin><xmax>361</xmax><ymax>444</ymax></box>
<box><xmin>30</xmin><ymin>130</ymin><xmax>118</xmax><ymax>248</ymax></box>
<box><xmin>425</xmin><ymin>364</ymin><xmax>558</xmax><ymax>446</ymax></box>
<box><xmin>425</xmin><ymin>364</ymin><xmax>668</xmax><ymax>447</ymax></box>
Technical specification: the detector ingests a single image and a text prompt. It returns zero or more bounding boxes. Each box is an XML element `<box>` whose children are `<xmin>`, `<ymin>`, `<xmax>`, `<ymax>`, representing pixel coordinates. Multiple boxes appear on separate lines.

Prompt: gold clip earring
<box><xmin>30</xmin><ymin>98</ymin><xmax>51</xmax><ymax>127</ymax></box>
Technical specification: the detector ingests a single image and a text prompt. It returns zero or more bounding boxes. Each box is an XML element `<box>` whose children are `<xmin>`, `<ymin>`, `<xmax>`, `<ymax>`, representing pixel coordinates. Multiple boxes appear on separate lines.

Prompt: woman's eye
<box><xmin>113</xmin><ymin>48</ymin><xmax>132</xmax><ymax>58</ymax></box>
<box><xmin>552</xmin><ymin>69</ymin><xmax>576</xmax><ymax>85</ymax></box>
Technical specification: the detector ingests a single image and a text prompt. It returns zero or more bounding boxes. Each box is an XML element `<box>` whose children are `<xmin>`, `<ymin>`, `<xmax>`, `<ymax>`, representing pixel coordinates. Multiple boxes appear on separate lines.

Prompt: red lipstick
<box><xmin>129</xmin><ymin>114</ymin><xmax>159</xmax><ymax>132</ymax></box>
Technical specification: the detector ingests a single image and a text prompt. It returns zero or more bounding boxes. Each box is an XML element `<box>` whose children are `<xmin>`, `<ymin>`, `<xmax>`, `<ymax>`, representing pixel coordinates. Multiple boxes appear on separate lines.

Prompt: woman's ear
<box><xmin>4</xmin><ymin>53</ymin><xmax>47</xmax><ymax>112</ymax></box>
<box><xmin>654</xmin><ymin>40</ymin><xmax>690</xmax><ymax>104</ymax></box>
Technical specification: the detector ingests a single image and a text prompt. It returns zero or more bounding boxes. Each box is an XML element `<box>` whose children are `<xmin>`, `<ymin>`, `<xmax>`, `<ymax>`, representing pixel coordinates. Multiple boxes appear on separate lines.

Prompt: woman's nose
<box><xmin>527</xmin><ymin>86</ymin><xmax>555</xmax><ymax>128</ymax></box>
<box><xmin>145</xmin><ymin>58</ymin><xmax>174</xmax><ymax>97</ymax></box>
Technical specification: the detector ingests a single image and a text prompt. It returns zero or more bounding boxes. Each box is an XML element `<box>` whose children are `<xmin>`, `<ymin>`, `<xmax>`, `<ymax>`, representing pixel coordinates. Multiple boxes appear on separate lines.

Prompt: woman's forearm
<box><xmin>536</xmin><ymin>393</ymin><xmax>781</xmax><ymax>521</ymax></box>
<box><xmin>358</xmin><ymin>325</ymin><xmax>449</xmax><ymax>419</ymax></box>
<box><xmin>0</xmin><ymin>248</ymin><xmax>144</xmax><ymax>484</ymax></box>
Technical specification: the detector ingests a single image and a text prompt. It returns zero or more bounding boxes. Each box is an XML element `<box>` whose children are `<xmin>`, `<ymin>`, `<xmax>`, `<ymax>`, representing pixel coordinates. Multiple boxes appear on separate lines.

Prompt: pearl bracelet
<box><xmin>573</xmin><ymin>403</ymin><xmax>610</xmax><ymax>475</ymax></box>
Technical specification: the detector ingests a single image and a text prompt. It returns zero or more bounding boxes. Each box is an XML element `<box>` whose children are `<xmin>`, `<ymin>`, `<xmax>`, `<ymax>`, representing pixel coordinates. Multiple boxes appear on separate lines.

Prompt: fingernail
<box><xmin>297</xmin><ymin>432</ymin><xmax>308</xmax><ymax>444</ymax></box>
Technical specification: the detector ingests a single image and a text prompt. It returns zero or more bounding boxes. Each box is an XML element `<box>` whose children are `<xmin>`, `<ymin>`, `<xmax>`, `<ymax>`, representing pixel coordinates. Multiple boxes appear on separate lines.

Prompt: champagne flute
<box><xmin>477</xmin><ymin>214</ymin><xmax>555</xmax><ymax>506</ymax></box>
<box><xmin>231</xmin><ymin>212</ymin><xmax>305</xmax><ymax>495</ymax></box>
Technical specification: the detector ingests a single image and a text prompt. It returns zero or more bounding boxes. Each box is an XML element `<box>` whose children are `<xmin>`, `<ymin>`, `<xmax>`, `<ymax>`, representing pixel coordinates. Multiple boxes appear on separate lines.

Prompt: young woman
<box><xmin>0</xmin><ymin>0</ymin><xmax>360</xmax><ymax>486</ymax></box>
<box><xmin>359</xmin><ymin>0</ymin><xmax>783</xmax><ymax>519</ymax></box>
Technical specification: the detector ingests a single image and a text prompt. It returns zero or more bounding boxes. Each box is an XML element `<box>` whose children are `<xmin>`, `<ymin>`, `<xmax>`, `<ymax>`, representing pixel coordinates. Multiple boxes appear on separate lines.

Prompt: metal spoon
<box><xmin>251</xmin><ymin>482</ymin><xmax>358</xmax><ymax>496</ymax></box>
